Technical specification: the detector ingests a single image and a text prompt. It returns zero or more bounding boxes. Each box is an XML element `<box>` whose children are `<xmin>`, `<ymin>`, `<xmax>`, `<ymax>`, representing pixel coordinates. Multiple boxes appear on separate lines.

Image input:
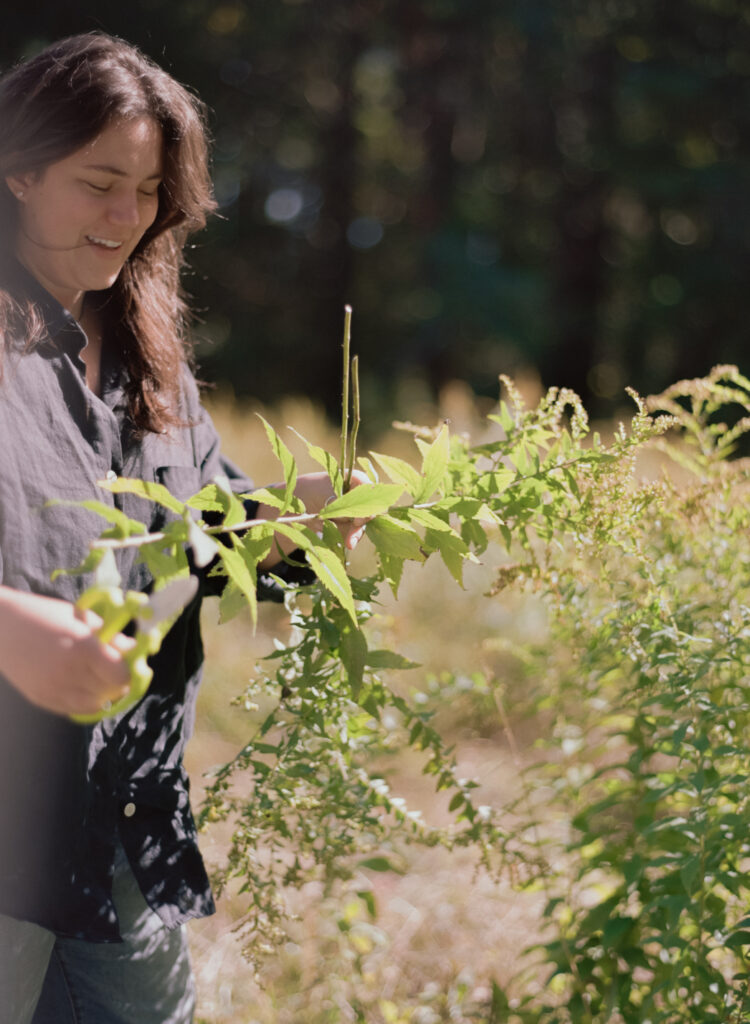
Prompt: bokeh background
<box><xmin>5</xmin><ymin>0</ymin><xmax>750</xmax><ymax>428</ymax></box>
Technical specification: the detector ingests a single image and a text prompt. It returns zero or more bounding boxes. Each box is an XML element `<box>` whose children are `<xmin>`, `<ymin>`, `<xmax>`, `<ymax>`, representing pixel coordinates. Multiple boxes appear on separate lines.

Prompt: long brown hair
<box><xmin>0</xmin><ymin>32</ymin><xmax>217</xmax><ymax>433</ymax></box>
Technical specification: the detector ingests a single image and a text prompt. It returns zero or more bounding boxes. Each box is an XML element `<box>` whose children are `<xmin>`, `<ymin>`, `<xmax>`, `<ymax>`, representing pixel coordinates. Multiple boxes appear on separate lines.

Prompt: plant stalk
<box><xmin>340</xmin><ymin>305</ymin><xmax>352</xmax><ymax>487</ymax></box>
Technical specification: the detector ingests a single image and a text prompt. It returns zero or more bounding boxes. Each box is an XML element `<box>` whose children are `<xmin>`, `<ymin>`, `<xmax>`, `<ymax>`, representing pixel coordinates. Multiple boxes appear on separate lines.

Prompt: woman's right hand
<box><xmin>0</xmin><ymin>585</ymin><xmax>132</xmax><ymax>718</ymax></box>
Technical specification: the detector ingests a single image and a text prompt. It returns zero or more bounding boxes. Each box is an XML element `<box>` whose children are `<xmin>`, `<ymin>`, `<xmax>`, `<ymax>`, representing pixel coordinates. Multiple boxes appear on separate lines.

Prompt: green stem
<box><xmin>340</xmin><ymin>305</ymin><xmax>352</xmax><ymax>484</ymax></box>
<box><xmin>346</xmin><ymin>355</ymin><xmax>360</xmax><ymax>491</ymax></box>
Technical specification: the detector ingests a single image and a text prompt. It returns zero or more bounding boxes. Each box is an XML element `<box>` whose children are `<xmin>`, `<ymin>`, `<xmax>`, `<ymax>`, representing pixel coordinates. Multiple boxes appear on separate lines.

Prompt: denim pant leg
<box><xmin>0</xmin><ymin>913</ymin><xmax>55</xmax><ymax>1024</ymax></box>
<box><xmin>32</xmin><ymin>844</ymin><xmax>196</xmax><ymax>1024</ymax></box>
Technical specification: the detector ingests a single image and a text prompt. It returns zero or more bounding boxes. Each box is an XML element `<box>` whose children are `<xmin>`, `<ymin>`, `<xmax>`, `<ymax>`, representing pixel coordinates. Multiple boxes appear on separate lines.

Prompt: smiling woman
<box><xmin>8</xmin><ymin>117</ymin><xmax>164</xmax><ymax>317</ymax></box>
<box><xmin>7</xmin><ymin>117</ymin><xmax>164</xmax><ymax>393</ymax></box>
<box><xmin>0</xmin><ymin>32</ymin><xmax>216</xmax><ymax>434</ymax></box>
<box><xmin>0</xmin><ymin>31</ymin><xmax>367</xmax><ymax>1024</ymax></box>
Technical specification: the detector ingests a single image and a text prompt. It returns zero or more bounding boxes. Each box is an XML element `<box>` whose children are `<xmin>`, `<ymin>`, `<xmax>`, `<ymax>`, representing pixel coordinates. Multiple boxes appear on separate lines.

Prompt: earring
<box><xmin>16</xmin><ymin>191</ymin><xmax>24</xmax><ymax>198</ymax></box>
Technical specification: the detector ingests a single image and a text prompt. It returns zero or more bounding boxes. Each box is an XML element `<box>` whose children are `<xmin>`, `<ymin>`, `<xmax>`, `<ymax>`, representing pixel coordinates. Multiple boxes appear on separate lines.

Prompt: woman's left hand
<box><xmin>291</xmin><ymin>470</ymin><xmax>370</xmax><ymax>550</ymax></box>
<box><xmin>256</xmin><ymin>470</ymin><xmax>370</xmax><ymax>568</ymax></box>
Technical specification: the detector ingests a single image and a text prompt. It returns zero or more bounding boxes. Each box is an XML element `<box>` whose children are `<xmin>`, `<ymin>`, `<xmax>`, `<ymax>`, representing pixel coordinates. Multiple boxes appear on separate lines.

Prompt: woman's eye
<box><xmin>85</xmin><ymin>181</ymin><xmax>110</xmax><ymax>193</ymax></box>
<box><xmin>139</xmin><ymin>189</ymin><xmax>159</xmax><ymax>198</ymax></box>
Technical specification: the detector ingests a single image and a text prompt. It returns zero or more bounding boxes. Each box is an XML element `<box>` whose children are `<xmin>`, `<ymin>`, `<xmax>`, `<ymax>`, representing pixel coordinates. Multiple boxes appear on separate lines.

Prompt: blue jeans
<box><xmin>0</xmin><ymin>844</ymin><xmax>195</xmax><ymax>1024</ymax></box>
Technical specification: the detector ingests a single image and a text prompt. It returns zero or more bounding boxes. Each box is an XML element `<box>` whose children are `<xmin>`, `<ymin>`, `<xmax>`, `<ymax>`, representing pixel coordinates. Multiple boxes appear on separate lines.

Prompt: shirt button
<box><xmin>123</xmin><ymin>802</ymin><xmax>136</xmax><ymax>818</ymax></box>
<box><xmin>105</xmin><ymin>470</ymin><xmax>118</xmax><ymax>483</ymax></box>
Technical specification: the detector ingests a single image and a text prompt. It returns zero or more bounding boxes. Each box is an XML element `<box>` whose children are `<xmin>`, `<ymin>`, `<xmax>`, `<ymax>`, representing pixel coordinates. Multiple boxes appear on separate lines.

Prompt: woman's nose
<box><xmin>106</xmin><ymin>192</ymin><xmax>141</xmax><ymax>227</ymax></box>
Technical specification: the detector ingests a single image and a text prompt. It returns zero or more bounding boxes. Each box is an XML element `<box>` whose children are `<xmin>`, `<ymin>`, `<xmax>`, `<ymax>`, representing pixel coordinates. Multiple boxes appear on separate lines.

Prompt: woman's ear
<box><xmin>5</xmin><ymin>174</ymin><xmax>34</xmax><ymax>201</ymax></box>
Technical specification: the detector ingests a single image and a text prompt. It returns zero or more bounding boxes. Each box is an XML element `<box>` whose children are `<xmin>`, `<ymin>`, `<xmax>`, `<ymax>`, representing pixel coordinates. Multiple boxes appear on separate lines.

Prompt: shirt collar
<box><xmin>7</xmin><ymin>259</ymin><xmax>86</xmax><ymax>355</ymax></box>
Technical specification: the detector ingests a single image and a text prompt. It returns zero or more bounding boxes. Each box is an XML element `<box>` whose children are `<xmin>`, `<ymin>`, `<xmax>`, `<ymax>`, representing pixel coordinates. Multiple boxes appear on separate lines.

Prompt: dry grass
<box><xmin>184</xmin><ymin>388</ymin><xmax>549</xmax><ymax>1023</ymax></box>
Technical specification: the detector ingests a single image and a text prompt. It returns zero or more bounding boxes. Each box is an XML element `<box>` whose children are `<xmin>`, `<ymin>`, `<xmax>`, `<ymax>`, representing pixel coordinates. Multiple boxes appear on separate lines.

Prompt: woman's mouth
<box><xmin>86</xmin><ymin>235</ymin><xmax>124</xmax><ymax>251</ymax></box>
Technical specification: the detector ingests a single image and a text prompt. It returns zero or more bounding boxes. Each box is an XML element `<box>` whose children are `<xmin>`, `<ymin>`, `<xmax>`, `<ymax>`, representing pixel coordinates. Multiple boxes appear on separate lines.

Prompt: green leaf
<box><xmin>448</xmin><ymin>792</ymin><xmax>465</xmax><ymax>813</ymax></box>
<box><xmin>289</xmin><ymin>428</ymin><xmax>344</xmax><ymax>495</ymax></box>
<box><xmin>258</xmin><ymin>416</ymin><xmax>298</xmax><ymax>511</ymax></box>
<box><xmin>214</xmin><ymin>537</ymin><xmax>258</xmax><ymax>627</ymax></box>
<box><xmin>357</xmin><ymin>890</ymin><xmax>377</xmax><ymax>919</ymax></box>
<box><xmin>320</xmin><ymin>484</ymin><xmax>404</xmax><ymax>519</ymax></box>
<box><xmin>272</xmin><ymin>523</ymin><xmax>357</xmax><ymax>622</ymax></box>
<box><xmin>366</xmin><ymin>650</ymin><xmax>419</xmax><ymax>670</ymax></box>
<box><xmin>414</xmin><ymin>423</ymin><xmax>450</xmax><ymax>502</ymax></box>
<box><xmin>305</xmin><ymin>545</ymin><xmax>357</xmax><ymax>623</ymax></box>
<box><xmin>49</xmin><ymin>499</ymin><xmax>147</xmax><ymax>538</ymax></box>
<box><xmin>51</xmin><ymin>546</ymin><xmax>107</xmax><ymax>580</ymax></box>
<box><xmin>680</xmin><ymin>855</ymin><xmax>701</xmax><ymax>895</ymax></box>
<box><xmin>601</xmin><ymin>916</ymin><xmax>635</xmax><ymax>949</ymax></box>
<box><xmin>339</xmin><ymin>620</ymin><xmax>368</xmax><ymax>698</ymax></box>
<box><xmin>370</xmin><ymin>451</ymin><xmax>422</xmax><ymax>496</ymax></box>
<box><xmin>355</xmin><ymin>455</ymin><xmax>380</xmax><ymax>483</ymax></box>
<box><xmin>218</xmin><ymin>581</ymin><xmax>247</xmax><ymax>624</ymax></box>
<box><xmin>407</xmin><ymin>507</ymin><xmax>455</xmax><ymax>533</ymax></box>
<box><xmin>138</xmin><ymin>533</ymin><xmax>190</xmax><ymax>583</ymax></box>
<box><xmin>100</xmin><ymin>476</ymin><xmax>186</xmax><ymax>514</ymax></box>
<box><xmin>185</xmin><ymin>486</ymin><xmax>225</xmax><ymax>514</ymax></box>
<box><xmin>358</xmin><ymin>857</ymin><xmax>401</xmax><ymax>873</ymax></box>
<box><xmin>365</xmin><ymin>515</ymin><xmax>425</xmax><ymax>560</ymax></box>
<box><xmin>187</xmin><ymin>479</ymin><xmax>246</xmax><ymax>527</ymax></box>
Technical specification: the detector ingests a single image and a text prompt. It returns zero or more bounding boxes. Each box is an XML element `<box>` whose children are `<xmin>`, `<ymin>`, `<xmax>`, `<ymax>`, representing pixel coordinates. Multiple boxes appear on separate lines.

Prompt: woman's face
<box><xmin>6</xmin><ymin>116</ymin><xmax>163</xmax><ymax>318</ymax></box>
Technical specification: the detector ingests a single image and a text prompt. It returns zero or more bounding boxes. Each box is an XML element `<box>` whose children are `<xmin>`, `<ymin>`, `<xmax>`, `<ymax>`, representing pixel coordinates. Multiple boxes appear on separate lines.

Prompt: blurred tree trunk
<box><xmin>301</xmin><ymin>4</ymin><xmax>367</xmax><ymax>415</ymax></box>
<box><xmin>546</xmin><ymin>43</ymin><xmax>615</xmax><ymax>403</ymax></box>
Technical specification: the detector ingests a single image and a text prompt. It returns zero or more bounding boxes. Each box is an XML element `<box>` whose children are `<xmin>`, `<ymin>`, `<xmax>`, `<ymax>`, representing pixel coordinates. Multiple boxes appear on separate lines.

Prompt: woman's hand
<box><xmin>0</xmin><ymin>586</ymin><xmax>133</xmax><ymax>718</ymax></box>
<box><xmin>256</xmin><ymin>470</ymin><xmax>369</xmax><ymax>568</ymax></box>
<box><xmin>294</xmin><ymin>470</ymin><xmax>369</xmax><ymax>549</ymax></box>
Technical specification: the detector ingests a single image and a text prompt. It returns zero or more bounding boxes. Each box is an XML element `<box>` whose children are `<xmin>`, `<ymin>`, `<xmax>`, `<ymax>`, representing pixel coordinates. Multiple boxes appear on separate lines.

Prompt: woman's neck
<box><xmin>77</xmin><ymin>299</ymin><xmax>103</xmax><ymax>396</ymax></box>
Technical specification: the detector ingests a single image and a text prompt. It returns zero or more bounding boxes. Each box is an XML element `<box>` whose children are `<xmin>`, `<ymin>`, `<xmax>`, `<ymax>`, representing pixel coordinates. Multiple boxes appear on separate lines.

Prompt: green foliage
<box><xmin>58</xmin><ymin>365</ymin><xmax>750</xmax><ymax>1019</ymax></box>
<box><xmin>485</xmin><ymin>365</ymin><xmax>750</xmax><ymax>1023</ymax></box>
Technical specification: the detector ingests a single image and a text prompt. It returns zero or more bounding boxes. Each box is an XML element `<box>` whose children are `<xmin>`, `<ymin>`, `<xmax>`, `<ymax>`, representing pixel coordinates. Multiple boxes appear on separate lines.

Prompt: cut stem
<box><xmin>340</xmin><ymin>305</ymin><xmax>352</xmax><ymax>488</ymax></box>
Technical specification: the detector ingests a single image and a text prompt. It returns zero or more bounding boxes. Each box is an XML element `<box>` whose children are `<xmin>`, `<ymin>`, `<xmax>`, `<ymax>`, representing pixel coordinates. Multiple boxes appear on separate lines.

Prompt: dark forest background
<box><xmin>5</xmin><ymin>1</ymin><xmax>750</xmax><ymax>427</ymax></box>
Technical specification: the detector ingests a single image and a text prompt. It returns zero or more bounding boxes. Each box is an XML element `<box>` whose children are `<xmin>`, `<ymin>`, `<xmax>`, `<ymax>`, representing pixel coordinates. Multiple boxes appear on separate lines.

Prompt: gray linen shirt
<box><xmin>0</xmin><ymin>264</ymin><xmax>268</xmax><ymax>941</ymax></box>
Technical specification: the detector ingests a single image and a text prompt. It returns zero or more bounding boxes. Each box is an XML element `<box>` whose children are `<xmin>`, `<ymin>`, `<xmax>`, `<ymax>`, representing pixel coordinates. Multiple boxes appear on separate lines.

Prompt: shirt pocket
<box><xmin>145</xmin><ymin>434</ymin><xmax>203</xmax><ymax>504</ymax></box>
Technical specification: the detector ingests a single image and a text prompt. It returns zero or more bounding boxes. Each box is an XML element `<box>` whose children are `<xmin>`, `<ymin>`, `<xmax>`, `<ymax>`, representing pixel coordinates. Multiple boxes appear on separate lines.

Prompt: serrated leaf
<box><xmin>100</xmin><ymin>476</ymin><xmax>186</xmax><ymax>514</ymax></box>
<box><xmin>407</xmin><ymin>507</ymin><xmax>455</xmax><ymax>534</ymax></box>
<box><xmin>339</xmin><ymin>621</ymin><xmax>368</xmax><ymax>698</ymax></box>
<box><xmin>271</xmin><ymin>522</ymin><xmax>357</xmax><ymax>622</ymax></box>
<box><xmin>305</xmin><ymin>546</ymin><xmax>357</xmax><ymax>623</ymax></box>
<box><xmin>289</xmin><ymin>428</ymin><xmax>344</xmax><ymax>495</ymax></box>
<box><xmin>356</xmin><ymin>455</ymin><xmax>380</xmax><ymax>483</ymax></box>
<box><xmin>185</xmin><ymin>486</ymin><xmax>225</xmax><ymax>514</ymax></box>
<box><xmin>51</xmin><ymin>546</ymin><xmax>107</xmax><ymax>580</ymax></box>
<box><xmin>138</xmin><ymin>536</ymin><xmax>190</xmax><ymax>584</ymax></box>
<box><xmin>370</xmin><ymin>452</ymin><xmax>422</xmax><ymax>496</ymax></box>
<box><xmin>214</xmin><ymin>537</ymin><xmax>258</xmax><ymax>627</ymax></box>
<box><xmin>320</xmin><ymin>484</ymin><xmax>404</xmax><ymax>519</ymax></box>
<box><xmin>424</xmin><ymin>527</ymin><xmax>472</xmax><ymax>585</ymax></box>
<box><xmin>243</xmin><ymin>487</ymin><xmax>304</xmax><ymax>515</ymax></box>
<box><xmin>414</xmin><ymin>423</ymin><xmax>450</xmax><ymax>502</ymax></box>
<box><xmin>218</xmin><ymin>581</ymin><xmax>247</xmax><ymax>624</ymax></box>
<box><xmin>366</xmin><ymin>650</ymin><xmax>419</xmax><ymax>670</ymax></box>
<box><xmin>365</xmin><ymin>515</ymin><xmax>424</xmax><ymax>560</ymax></box>
<box><xmin>187</xmin><ymin>479</ymin><xmax>246</xmax><ymax>527</ymax></box>
<box><xmin>258</xmin><ymin>415</ymin><xmax>298</xmax><ymax>511</ymax></box>
<box><xmin>50</xmin><ymin>499</ymin><xmax>147</xmax><ymax>539</ymax></box>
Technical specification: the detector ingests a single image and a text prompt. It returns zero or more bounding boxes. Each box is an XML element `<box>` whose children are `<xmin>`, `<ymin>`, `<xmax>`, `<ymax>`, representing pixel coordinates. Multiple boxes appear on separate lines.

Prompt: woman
<box><xmin>0</xmin><ymin>32</ymin><xmax>362</xmax><ymax>1023</ymax></box>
